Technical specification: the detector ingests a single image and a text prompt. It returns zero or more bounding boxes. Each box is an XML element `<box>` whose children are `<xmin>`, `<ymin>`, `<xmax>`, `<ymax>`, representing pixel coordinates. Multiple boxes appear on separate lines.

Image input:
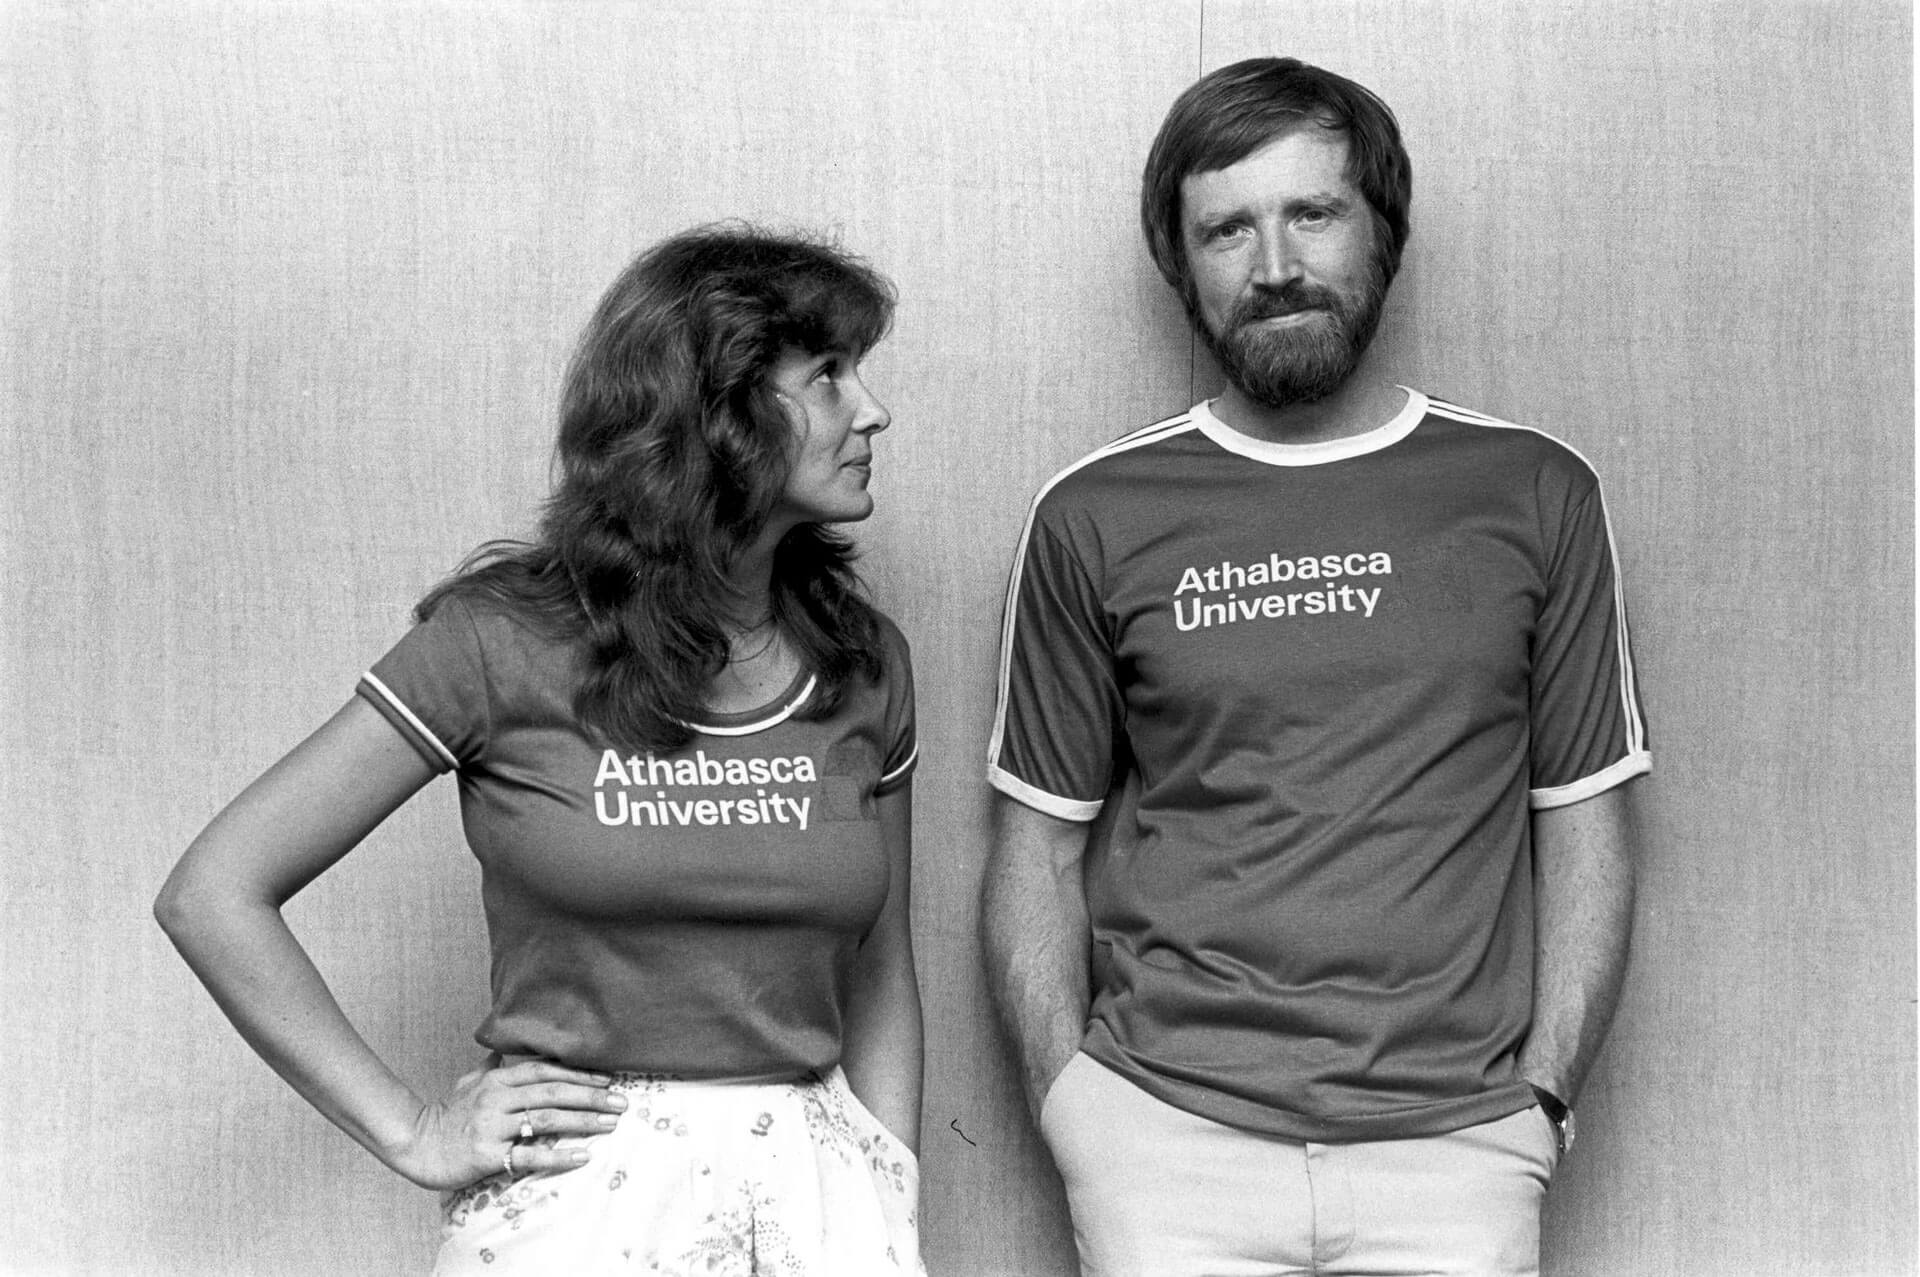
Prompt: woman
<box><xmin>156</xmin><ymin>226</ymin><xmax>924</xmax><ymax>1274</ymax></box>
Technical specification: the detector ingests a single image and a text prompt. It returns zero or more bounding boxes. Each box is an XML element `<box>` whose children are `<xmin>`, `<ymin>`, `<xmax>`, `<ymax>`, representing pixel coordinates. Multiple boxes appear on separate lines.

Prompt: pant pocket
<box><xmin>1531</xmin><ymin>1104</ymin><xmax>1563</xmax><ymax>1176</ymax></box>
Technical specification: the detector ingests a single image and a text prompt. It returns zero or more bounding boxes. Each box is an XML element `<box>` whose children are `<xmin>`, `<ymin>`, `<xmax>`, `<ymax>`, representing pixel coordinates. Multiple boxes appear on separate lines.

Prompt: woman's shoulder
<box><xmin>853</xmin><ymin>605</ymin><xmax>910</xmax><ymax>672</ymax></box>
<box><xmin>420</xmin><ymin>556</ymin><xmax>582</xmax><ymax>638</ymax></box>
<box><xmin>412</xmin><ymin>584</ymin><xmax>585</xmax><ymax>686</ymax></box>
<box><xmin>862</xmin><ymin>608</ymin><xmax>915</xmax><ymax>702</ymax></box>
<box><xmin>417</xmin><ymin>588</ymin><xmax>537</xmax><ymax>638</ymax></box>
<box><xmin>869</xmin><ymin>607</ymin><xmax>910</xmax><ymax>652</ymax></box>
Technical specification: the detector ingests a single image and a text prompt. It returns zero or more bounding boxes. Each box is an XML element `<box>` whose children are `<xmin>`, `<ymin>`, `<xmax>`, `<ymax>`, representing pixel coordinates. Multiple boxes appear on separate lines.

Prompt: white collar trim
<box><xmin>1193</xmin><ymin>386</ymin><xmax>1427</xmax><ymax>466</ymax></box>
<box><xmin>683</xmin><ymin>673</ymin><xmax>817</xmax><ymax>737</ymax></box>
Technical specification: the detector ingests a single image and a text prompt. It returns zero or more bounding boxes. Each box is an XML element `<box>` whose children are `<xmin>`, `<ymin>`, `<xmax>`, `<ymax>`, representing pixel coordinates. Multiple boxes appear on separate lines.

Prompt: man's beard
<box><xmin>1196</xmin><ymin>261</ymin><xmax>1388</xmax><ymax>409</ymax></box>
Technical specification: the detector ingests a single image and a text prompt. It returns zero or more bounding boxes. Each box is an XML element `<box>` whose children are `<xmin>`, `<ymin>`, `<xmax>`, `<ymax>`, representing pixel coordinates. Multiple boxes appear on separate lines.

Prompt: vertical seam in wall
<box><xmin>1189</xmin><ymin>0</ymin><xmax>1205</xmax><ymax>406</ymax></box>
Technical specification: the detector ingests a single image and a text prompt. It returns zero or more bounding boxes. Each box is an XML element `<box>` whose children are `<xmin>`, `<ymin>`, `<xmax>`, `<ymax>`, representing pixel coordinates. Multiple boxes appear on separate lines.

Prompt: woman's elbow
<box><xmin>152</xmin><ymin>864</ymin><xmax>204</xmax><ymax>945</ymax></box>
<box><xmin>153</xmin><ymin>854</ymin><xmax>245</xmax><ymax>950</ymax></box>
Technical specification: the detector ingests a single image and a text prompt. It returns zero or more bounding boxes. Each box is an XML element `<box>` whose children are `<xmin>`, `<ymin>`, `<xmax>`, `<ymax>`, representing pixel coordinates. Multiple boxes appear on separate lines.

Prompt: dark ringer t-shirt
<box><xmin>358</xmin><ymin>597</ymin><xmax>916</xmax><ymax>1079</ymax></box>
<box><xmin>988</xmin><ymin>390</ymin><xmax>1650</xmax><ymax>1143</ymax></box>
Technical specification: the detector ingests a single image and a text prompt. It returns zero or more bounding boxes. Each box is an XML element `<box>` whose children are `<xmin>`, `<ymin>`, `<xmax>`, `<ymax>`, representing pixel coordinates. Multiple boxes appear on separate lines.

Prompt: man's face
<box><xmin>1179</xmin><ymin>129</ymin><xmax>1388</xmax><ymax>408</ymax></box>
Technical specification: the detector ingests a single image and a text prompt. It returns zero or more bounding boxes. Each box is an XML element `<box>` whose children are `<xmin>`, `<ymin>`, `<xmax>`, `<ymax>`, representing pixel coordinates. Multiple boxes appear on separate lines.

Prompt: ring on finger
<box><xmin>502</xmin><ymin>1145</ymin><xmax>516</xmax><ymax>1180</ymax></box>
<box><xmin>517</xmin><ymin>1114</ymin><xmax>535</xmax><ymax>1142</ymax></box>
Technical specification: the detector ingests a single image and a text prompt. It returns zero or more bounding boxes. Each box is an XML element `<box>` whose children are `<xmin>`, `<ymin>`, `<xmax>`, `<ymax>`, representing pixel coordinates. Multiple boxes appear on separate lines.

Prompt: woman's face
<box><xmin>767</xmin><ymin>345</ymin><xmax>892</xmax><ymax>526</ymax></box>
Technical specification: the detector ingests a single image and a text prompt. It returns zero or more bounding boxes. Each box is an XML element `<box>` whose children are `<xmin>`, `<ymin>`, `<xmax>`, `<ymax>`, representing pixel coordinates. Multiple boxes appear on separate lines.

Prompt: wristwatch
<box><xmin>1530</xmin><ymin>1084</ymin><xmax>1575</xmax><ymax>1155</ymax></box>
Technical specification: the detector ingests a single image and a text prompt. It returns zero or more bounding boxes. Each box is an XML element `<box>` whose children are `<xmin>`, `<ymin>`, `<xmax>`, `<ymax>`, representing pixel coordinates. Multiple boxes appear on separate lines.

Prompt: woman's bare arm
<box><xmin>840</xmin><ymin>782</ymin><xmax>924</xmax><ymax>1153</ymax></box>
<box><xmin>154</xmin><ymin>697</ymin><xmax>623</xmax><ymax>1188</ymax></box>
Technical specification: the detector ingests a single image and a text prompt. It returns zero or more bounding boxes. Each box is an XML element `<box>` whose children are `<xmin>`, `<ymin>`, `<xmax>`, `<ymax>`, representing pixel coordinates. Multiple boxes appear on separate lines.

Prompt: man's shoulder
<box><xmin>1026</xmin><ymin>406</ymin><xmax>1209</xmax><ymax>513</ymax></box>
<box><xmin>1415</xmin><ymin>393</ymin><xmax>1605</xmax><ymax>488</ymax></box>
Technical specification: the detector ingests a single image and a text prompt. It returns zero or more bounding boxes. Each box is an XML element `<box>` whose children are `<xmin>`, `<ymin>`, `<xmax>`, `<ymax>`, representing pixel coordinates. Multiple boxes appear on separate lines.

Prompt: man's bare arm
<box><xmin>1518</xmin><ymin>782</ymin><xmax>1639</xmax><ymax>1107</ymax></box>
<box><xmin>981</xmin><ymin>792</ymin><xmax>1095</xmax><ymax>1120</ymax></box>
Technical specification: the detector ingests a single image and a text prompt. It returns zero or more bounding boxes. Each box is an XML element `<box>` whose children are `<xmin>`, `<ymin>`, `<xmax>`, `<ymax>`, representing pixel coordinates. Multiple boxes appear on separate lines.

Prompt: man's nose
<box><xmin>1250</xmin><ymin>228</ymin><xmax>1303</xmax><ymax>287</ymax></box>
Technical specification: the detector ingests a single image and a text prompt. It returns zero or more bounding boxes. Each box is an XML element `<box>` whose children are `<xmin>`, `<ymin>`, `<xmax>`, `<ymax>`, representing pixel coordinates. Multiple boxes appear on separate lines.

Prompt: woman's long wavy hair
<box><xmin>418</xmin><ymin>224</ymin><xmax>897</xmax><ymax>752</ymax></box>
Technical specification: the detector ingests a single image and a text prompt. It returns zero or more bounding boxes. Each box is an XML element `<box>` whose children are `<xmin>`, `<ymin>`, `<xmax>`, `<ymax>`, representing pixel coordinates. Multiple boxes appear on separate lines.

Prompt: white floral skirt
<box><xmin>432</xmin><ymin>1067</ymin><xmax>923</xmax><ymax>1276</ymax></box>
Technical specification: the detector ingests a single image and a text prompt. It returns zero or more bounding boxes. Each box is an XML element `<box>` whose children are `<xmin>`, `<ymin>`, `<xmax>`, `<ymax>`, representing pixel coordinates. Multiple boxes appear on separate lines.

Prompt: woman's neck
<box><xmin>724</xmin><ymin>533</ymin><xmax>779</xmax><ymax>629</ymax></box>
<box><xmin>703</xmin><ymin>529</ymin><xmax>800</xmax><ymax>715</ymax></box>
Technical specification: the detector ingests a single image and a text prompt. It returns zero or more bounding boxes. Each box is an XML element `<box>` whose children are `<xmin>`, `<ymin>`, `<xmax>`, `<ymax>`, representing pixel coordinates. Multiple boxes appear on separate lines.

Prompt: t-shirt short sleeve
<box><xmin>989</xmin><ymin>504</ymin><xmax>1124</xmax><ymax>822</ymax></box>
<box><xmin>356</xmin><ymin>598</ymin><xmax>492</xmax><ymax>772</ymax></box>
<box><xmin>1527</xmin><ymin>478</ymin><xmax>1651</xmax><ymax>808</ymax></box>
<box><xmin>874</xmin><ymin>618</ymin><xmax>918</xmax><ymax>796</ymax></box>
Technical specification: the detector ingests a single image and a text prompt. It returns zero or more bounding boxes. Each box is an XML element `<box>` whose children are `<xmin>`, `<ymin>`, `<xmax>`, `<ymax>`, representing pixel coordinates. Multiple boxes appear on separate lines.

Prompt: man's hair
<box><xmin>1141</xmin><ymin>57</ymin><xmax>1412</xmax><ymax>305</ymax></box>
<box><xmin>419</xmin><ymin>223</ymin><xmax>896</xmax><ymax>752</ymax></box>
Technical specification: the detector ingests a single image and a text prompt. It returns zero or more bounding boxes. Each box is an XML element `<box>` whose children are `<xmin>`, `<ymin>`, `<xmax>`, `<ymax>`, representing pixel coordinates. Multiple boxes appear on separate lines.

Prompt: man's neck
<box><xmin>1210</xmin><ymin>367</ymin><xmax>1406</xmax><ymax>447</ymax></box>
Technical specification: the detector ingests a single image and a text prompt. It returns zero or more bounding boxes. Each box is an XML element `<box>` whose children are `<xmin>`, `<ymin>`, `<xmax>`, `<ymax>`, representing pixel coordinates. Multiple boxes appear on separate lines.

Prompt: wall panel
<box><xmin>2</xmin><ymin>2</ymin><xmax>1911</xmax><ymax>1273</ymax></box>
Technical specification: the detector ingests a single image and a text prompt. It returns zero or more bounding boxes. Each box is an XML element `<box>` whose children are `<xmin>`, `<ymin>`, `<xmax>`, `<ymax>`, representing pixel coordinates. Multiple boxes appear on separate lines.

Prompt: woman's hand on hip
<box><xmin>393</xmin><ymin>1055</ymin><xmax>628</xmax><ymax>1190</ymax></box>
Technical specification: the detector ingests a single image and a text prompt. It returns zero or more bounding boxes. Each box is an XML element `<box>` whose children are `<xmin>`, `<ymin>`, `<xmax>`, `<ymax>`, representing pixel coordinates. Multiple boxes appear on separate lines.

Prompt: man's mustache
<box><xmin>1229</xmin><ymin>282</ymin><xmax>1343</xmax><ymax>326</ymax></box>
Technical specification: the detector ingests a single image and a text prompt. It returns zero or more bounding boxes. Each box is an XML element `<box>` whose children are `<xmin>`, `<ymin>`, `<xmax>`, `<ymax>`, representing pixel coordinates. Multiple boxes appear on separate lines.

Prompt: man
<box><xmin>982</xmin><ymin>57</ymin><xmax>1648</xmax><ymax>1276</ymax></box>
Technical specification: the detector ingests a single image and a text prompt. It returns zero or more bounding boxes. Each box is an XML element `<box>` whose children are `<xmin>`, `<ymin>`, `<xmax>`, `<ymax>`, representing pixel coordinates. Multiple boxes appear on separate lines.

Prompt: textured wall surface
<box><xmin>2</xmin><ymin>2</ymin><xmax>1911</xmax><ymax>1273</ymax></box>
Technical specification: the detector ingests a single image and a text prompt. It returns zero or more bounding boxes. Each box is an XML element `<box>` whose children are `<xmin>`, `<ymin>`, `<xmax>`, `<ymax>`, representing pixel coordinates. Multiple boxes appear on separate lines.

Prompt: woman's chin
<box><xmin>832</xmin><ymin>499</ymin><xmax>877</xmax><ymax>524</ymax></box>
<box><xmin>818</xmin><ymin>491</ymin><xmax>877</xmax><ymax>524</ymax></box>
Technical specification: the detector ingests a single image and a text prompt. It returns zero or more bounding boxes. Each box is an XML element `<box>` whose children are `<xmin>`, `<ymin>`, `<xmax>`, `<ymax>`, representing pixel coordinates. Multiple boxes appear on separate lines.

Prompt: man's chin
<box><xmin>1216</xmin><ymin>340</ymin><xmax>1358</xmax><ymax>407</ymax></box>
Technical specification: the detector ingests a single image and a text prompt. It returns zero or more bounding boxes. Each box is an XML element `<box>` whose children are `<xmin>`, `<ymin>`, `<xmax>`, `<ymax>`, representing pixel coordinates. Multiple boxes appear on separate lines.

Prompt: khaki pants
<box><xmin>1039</xmin><ymin>1053</ymin><xmax>1559</xmax><ymax>1277</ymax></box>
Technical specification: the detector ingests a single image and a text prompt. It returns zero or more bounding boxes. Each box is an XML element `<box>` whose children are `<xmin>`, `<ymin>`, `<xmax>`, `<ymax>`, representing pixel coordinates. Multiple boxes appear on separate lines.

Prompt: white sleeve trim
<box><xmin>878</xmin><ymin>741</ymin><xmax>919</xmax><ymax>788</ymax></box>
<box><xmin>1529</xmin><ymin>751</ymin><xmax>1651</xmax><ymax>809</ymax></box>
<box><xmin>359</xmin><ymin>672</ymin><xmax>460</xmax><ymax>770</ymax></box>
<box><xmin>987</xmin><ymin>765</ymin><xmax>1104</xmax><ymax>822</ymax></box>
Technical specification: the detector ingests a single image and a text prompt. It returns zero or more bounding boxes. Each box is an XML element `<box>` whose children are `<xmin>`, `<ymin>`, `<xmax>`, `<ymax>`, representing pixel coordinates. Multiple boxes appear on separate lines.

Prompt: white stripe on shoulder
<box><xmin>360</xmin><ymin>672</ymin><xmax>460</xmax><ymax>770</ymax></box>
<box><xmin>986</xmin><ymin>412</ymin><xmax>1198</xmax><ymax>766</ymax></box>
<box><xmin>1423</xmin><ymin>396</ymin><xmax>1647</xmax><ymax>758</ymax></box>
<box><xmin>1420</xmin><ymin>396</ymin><xmax>1512</xmax><ymax>428</ymax></box>
<box><xmin>878</xmin><ymin>741</ymin><xmax>919</xmax><ymax>787</ymax></box>
<box><xmin>1031</xmin><ymin>410</ymin><xmax>1201</xmax><ymax>503</ymax></box>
